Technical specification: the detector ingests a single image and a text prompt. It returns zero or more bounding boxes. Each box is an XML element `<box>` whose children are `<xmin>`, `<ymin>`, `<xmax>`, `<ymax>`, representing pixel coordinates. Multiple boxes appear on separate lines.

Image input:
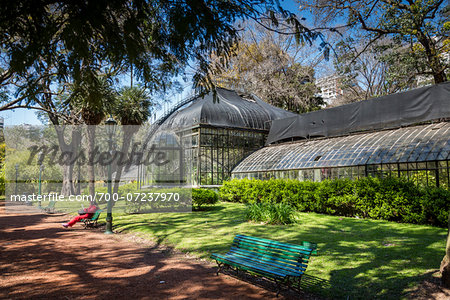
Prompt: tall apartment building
<box><xmin>315</xmin><ymin>75</ymin><xmax>344</xmax><ymax>104</ymax></box>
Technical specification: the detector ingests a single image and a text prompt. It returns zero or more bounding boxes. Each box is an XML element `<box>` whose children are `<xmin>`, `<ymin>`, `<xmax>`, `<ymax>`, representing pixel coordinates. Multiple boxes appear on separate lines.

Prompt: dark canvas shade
<box><xmin>267</xmin><ymin>82</ymin><xmax>450</xmax><ymax>145</ymax></box>
<box><xmin>159</xmin><ymin>88</ymin><xmax>297</xmax><ymax>131</ymax></box>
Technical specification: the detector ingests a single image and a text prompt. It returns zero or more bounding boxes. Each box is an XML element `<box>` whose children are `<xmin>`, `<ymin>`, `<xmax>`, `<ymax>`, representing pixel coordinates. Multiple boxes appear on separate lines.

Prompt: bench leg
<box><xmin>287</xmin><ymin>276</ymin><xmax>299</xmax><ymax>292</ymax></box>
<box><xmin>275</xmin><ymin>279</ymin><xmax>282</xmax><ymax>297</ymax></box>
<box><xmin>297</xmin><ymin>276</ymin><xmax>302</xmax><ymax>293</ymax></box>
<box><xmin>276</xmin><ymin>277</ymin><xmax>294</xmax><ymax>297</ymax></box>
<box><xmin>215</xmin><ymin>262</ymin><xmax>223</xmax><ymax>276</ymax></box>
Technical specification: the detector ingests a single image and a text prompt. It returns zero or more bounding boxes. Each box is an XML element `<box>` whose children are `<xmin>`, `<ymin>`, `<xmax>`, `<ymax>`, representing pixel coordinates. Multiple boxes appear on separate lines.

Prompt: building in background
<box><xmin>315</xmin><ymin>75</ymin><xmax>344</xmax><ymax>105</ymax></box>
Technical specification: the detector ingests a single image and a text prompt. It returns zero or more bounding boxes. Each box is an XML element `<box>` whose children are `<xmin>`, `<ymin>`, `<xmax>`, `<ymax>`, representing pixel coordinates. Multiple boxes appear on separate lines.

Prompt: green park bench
<box><xmin>41</xmin><ymin>200</ymin><xmax>56</xmax><ymax>213</ymax></box>
<box><xmin>210</xmin><ymin>234</ymin><xmax>317</xmax><ymax>296</ymax></box>
<box><xmin>81</xmin><ymin>209</ymin><xmax>103</xmax><ymax>229</ymax></box>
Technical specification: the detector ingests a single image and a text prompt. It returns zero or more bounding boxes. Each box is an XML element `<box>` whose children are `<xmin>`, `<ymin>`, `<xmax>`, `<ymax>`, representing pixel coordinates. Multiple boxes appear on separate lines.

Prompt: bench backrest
<box><xmin>231</xmin><ymin>235</ymin><xmax>315</xmax><ymax>274</ymax></box>
<box><xmin>90</xmin><ymin>209</ymin><xmax>102</xmax><ymax>221</ymax></box>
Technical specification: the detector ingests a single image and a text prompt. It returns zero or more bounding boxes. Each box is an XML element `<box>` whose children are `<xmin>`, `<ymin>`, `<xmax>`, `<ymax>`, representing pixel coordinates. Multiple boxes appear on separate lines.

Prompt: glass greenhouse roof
<box><xmin>232</xmin><ymin>122</ymin><xmax>450</xmax><ymax>173</ymax></box>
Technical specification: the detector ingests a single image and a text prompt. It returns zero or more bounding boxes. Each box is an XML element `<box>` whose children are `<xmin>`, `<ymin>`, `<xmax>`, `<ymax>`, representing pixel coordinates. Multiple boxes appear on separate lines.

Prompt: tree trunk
<box><xmin>61</xmin><ymin>164</ymin><xmax>73</xmax><ymax>196</ymax></box>
<box><xmin>55</xmin><ymin>126</ymin><xmax>81</xmax><ymax>196</ymax></box>
<box><xmin>417</xmin><ymin>32</ymin><xmax>446</xmax><ymax>84</ymax></box>
<box><xmin>113</xmin><ymin>126</ymin><xmax>138</xmax><ymax>195</ymax></box>
<box><xmin>432</xmin><ymin>71</ymin><xmax>446</xmax><ymax>85</ymax></box>
<box><xmin>86</xmin><ymin>125</ymin><xmax>96</xmax><ymax>197</ymax></box>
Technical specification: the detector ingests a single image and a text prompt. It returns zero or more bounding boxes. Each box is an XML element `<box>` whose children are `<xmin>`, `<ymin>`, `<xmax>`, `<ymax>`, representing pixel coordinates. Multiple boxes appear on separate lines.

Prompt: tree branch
<box><xmin>0</xmin><ymin>94</ymin><xmax>29</xmax><ymax>111</ymax></box>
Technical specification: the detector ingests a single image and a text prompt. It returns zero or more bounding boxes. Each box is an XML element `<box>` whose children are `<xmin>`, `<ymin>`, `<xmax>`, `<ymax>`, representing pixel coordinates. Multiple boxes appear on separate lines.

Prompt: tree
<box><xmin>4</xmin><ymin>51</ymin><xmax>85</xmax><ymax>196</ymax></box>
<box><xmin>209</xmin><ymin>22</ymin><xmax>324</xmax><ymax>113</ymax></box>
<box><xmin>299</xmin><ymin>0</ymin><xmax>449</xmax><ymax>84</ymax></box>
<box><xmin>332</xmin><ymin>37</ymin><xmax>419</xmax><ymax>105</ymax></box>
<box><xmin>69</xmin><ymin>71</ymin><xmax>118</xmax><ymax>197</ymax></box>
<box><xmin>0</xmin><ymin>2</ymin><xmax>325</xmax><ymax>195</ymax></box>
<box><xmin>112</xmin><ymin>86</ymin><xmax>153</xmax><ymax>195</ymax></box>
<box><xmin>299</xmin><ymin>0</ymin><xmax>450</xmax><ymax>285</ymax></box>
<box><xmin>0</xmin><ymin>0</ymin><xmax>323</xmax><ymax>112</ymax></box>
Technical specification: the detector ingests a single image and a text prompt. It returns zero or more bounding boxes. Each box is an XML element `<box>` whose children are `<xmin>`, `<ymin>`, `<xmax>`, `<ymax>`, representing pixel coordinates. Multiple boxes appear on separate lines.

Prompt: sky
<box><xmin>0</xmin><ymin>0</ymin><xmax>329</xmax><ymax>126</ymax></box>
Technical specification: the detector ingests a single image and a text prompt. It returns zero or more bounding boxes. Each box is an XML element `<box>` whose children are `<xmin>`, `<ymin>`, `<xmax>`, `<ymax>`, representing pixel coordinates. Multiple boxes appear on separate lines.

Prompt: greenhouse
<box><xmin>232</xmin><ymin>82</ymin><xmax>450</xmax><ymax>188</ymax></box>
<box><xmin>144</xmin><ymin>88</ymin><xmax>296</xmax><ymax>186</ymax></box>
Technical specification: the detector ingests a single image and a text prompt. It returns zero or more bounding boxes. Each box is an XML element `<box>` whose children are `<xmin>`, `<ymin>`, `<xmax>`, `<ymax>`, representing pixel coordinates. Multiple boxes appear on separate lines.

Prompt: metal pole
<box><xmin>15</xmin><ymin>164</ymin><xmax>18</xmax><ymax>196</ymax></box>
<box><xmin>105</xmin><ymin>132</ymin><xmax>114</xmax><ymax>234</ymax></box>
<box><xmin>140</xmin><ymin>164</ymin><xmax>143</xmax><ymax>189</ymax></box>
<box><xmin>77</xmin><ymin>159</ymin><xmax>81</xmax><ymax>194</ymax></box>
<box><xmin>38</xmin><ymin>164</ymin><xmax>43</xmax><ymax>207</ymax></box>
<box><xmin>137</xmin><ymin>163</ymin><xmax>140</xmax><ymax>190</ymax></box>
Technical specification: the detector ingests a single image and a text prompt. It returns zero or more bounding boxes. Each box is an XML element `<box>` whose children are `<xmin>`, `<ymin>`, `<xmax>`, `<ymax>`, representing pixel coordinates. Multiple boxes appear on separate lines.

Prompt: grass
<box><xmin>111</xmin><ymin>201</ymin><xmax>446</xmax><ymax>299</ymax></box>
<box><xmin>26</xmin><ymin>198</ymin><xmax>129</xmax><ymax>214</ymax></box>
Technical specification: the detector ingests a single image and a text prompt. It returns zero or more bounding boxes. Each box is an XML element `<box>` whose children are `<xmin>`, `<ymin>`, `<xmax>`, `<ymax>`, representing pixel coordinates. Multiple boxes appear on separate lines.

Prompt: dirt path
<box><xmin>0</xmin><ymin>207</ymin><xmax>313</xmax><ymax>299</ymax></box>
<box><xmin>1</xmin><ymin>206</ymin><xmax>448</xmax><ymax>299</ymax></box>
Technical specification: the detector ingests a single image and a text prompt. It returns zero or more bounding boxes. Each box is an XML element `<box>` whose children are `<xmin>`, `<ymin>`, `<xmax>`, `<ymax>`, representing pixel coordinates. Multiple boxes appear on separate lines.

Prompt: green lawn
<box><xmin>111</xmin><ymin>202</ymin><xmax>446</xmax><ymax>299</ymax></box>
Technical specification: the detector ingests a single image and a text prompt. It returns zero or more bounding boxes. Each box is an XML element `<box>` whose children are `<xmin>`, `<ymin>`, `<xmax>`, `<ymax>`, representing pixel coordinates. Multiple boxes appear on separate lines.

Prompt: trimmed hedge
<box><xmin>85</xmin><ymin>184</ymin><xmax>218</xmax><ymax>211</ymax></box>
<box><xmin>192</xmin><ymin>188</ymin><xmax>219</xmax><ymax>209</ymax></box>
<box><xmin>219</xmin><ymin>177</ymin><xmax>450</xmax><ymax>227</ymax></box>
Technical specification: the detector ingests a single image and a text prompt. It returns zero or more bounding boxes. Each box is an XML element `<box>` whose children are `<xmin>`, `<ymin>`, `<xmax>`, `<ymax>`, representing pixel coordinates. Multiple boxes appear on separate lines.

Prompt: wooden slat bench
<box><xmin>211</xmin><ymin>235</ymin><xmax>317</xmax><ymax>295</ymax></box>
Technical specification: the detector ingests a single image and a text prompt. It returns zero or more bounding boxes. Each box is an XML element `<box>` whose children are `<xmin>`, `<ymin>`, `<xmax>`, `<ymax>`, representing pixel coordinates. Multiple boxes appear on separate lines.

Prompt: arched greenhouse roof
<box><xmin>232</xmin><ymin>122</ymin><xmax>450</xmax><ymax>173</ymax></box>
<box><xmin>159</xmin><ymin>88</ymin><xmax>297</xmax><ymax>131</ymax></box>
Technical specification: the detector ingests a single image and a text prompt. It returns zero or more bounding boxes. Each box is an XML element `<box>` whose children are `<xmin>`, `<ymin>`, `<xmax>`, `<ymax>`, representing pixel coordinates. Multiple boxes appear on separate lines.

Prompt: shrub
<box><xmin>124</xmin><ymin>187</ymin><xmax>192</xmax><ymax>214</ymax></box>
<box><xmin>245</xmin><ymin>202</ymin><xmax>296</xmax><ymax>225</ymax></box>
<box><xmin>123</xmin><ymin>187</ymin><xmax>218</xmax><ymax>212</ymax></box>
<box><xmin>88</xmin><ymin>184</ymin><xmax>219</xmax><ymax>212</ymax></box>
<box><xmin>192</xmin><ymin>188</ymin><xmax>219</xmax><ymax>210</ymax></box>
<box><xmin>219</xmin><ymin>177</ymin><xmax>450</xmax><ymax>227</ymax></box>
<box><xmin>117</xmin><ymin>182</ymin><xmax>140</xmax><ymax>195</ymax></box>
<box><xmin>82</xmin><ymin>182</ymin><xmax>141</xmax><ymax>203</ymax></box>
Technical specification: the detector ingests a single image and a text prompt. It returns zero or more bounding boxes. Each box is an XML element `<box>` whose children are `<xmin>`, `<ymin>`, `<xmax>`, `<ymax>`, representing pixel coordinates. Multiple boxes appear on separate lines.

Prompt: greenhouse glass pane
<box><xmin>304</xmin><ymin>170</ymin><xmax>313</xmax><ymax>181</ymax></box>
<box><xmin>408</xmin><ymin>162</ymin><xmax>417</xmax><ymax>170</ymax></box>
<box><xmin>417</xmin><ymin>162</ymin><xmax>427</xmax><ymax>169</ymax></box>
<box><xmin>427</xmin><ymin>161</ymin><xmax>437</xmax><ymax>169</ymax></box>
<box><xmin>232</xmin><ymin>122</ymin><xmax>450</xmax><ymax>178</ymax></box>
<box><xmin>298</xmin><ymin>170</ymin><xmax>304</xmax><ymax>181</ymax></box>
<box><xmin>321</xmin><ymin>168</ymin><xmax>331</xmax><ymax>180</ymax></box>
<box><xmin>343</xmin><ymin>167</ymin><xmax>352</xmax><ymax>179</ymax></box>
<box><xmin>389</xmin><ymin>164</ymin><xmax>399</xmax><ymax>177</ymax></box>
<box><xmin>414</xmin><ymin>170</ymin><xmax>428</xmax><ymax>186</ymax></box>
<box><xmin>314</xmin><ymin>169</ymin><xmax>321</xmax><ymax>182</ymax></box>
<box><xmin>439</xmin><ymin>167</ymin><xmax>449</xmax><ymax>189</ymax></box>
<box><xmin>428</xmin><ymin>170</ymin><xmax>437</xmax><ymax>187</ymax></box>
<box><xmin>400</xmin><ymin>170</ymin><xmax>408</xmax><ymax>179</ymax></box>
<box><xmin>330</xmin><ymin>168</ymin><xmax>337</xmax><ymax>179</ymax></box>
